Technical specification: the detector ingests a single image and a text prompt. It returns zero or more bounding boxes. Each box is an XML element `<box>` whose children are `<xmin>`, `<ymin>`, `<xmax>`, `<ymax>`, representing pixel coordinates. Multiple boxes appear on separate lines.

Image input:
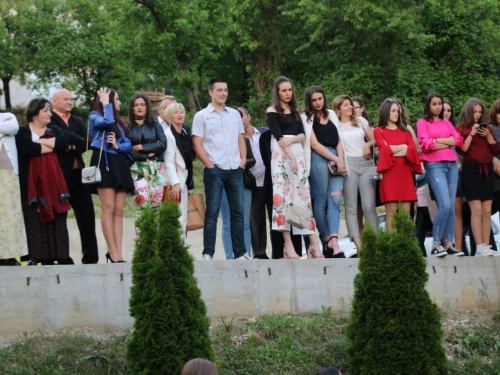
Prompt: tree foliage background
<box><xmin>2</xmin><ymin>0</ymin><xmax>500</xmax><ymax>123</ymax></box>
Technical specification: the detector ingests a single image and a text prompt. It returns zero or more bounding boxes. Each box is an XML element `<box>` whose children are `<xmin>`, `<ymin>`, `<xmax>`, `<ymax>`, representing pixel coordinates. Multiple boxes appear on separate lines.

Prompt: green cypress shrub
<box><xmin>346</xmin><ymin>207</ymin><xmax>447</xmax><ymax>375</ymax></box>
<box><xmin>126</xmin><ymin>201</ymin><xmax>215</xmax><ymax>374</ymax></box>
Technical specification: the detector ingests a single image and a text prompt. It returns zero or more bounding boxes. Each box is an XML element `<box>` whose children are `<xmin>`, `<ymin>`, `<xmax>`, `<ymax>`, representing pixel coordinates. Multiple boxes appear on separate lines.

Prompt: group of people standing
<box><xmin>1</xmin><ymin>76</ymin><xmax>500</xmax><ymax>265</ymax></box>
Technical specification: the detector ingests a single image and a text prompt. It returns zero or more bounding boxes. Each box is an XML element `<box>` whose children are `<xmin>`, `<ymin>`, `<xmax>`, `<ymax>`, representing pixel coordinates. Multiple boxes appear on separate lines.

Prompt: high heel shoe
<box><xmin>307</xmin><ymin>241</ymin><xmax>325</xmax><ymax>259</ymax></box>
<box><xmin>283</xmin><ymin>243</ymin><xmax>300</xmax><ymax>259</ymax></box>
<box><xmin>105</xmin><ymin>252</ymin><xmax>117</xmax><ymax>263</ymax></box>
<box><xmin>327</xmin><ymin>236</ymin><xmax>345</xmax><ymax>258</ymax></box>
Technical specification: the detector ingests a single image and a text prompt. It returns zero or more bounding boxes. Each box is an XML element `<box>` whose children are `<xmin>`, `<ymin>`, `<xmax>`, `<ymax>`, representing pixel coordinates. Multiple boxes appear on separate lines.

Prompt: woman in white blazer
<box><xmin>163</xmin><ymin>103</ymin><xmax>195</xmax><ymax>238</ymax></box>
<box><xmin>301</xmin><ymin>86</ymin><xmax>348</xmax><ymax>258</ymax></box>
<box><xmin>0</xmin><ymin>112</ymin><xmax>28</xmax><ymax>265</ymax></box>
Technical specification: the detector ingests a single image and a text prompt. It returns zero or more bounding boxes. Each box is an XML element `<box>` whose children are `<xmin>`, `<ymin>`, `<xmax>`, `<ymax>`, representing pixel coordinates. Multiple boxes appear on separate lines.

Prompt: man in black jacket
<box><xmin>49</xmin><ymin>89</ymin><xmax>99</xmax><ymax>264</ymax></box>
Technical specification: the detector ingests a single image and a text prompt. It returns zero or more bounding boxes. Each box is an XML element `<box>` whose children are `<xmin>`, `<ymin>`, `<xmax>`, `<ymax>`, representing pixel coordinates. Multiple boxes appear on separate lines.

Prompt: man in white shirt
<box><xmin>192</xmin><ymin>77</ymin><xmax>249</xmax><ymax>260</ymax></box>
<box><xmin>157</xmin><ymin>97</ymin><xmax>177</xmax><ymax>131</ymax></box>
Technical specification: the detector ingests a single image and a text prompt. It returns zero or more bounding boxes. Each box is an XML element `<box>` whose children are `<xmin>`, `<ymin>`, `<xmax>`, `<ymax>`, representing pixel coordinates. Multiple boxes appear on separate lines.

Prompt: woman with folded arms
<box><xmin>301</xmin><ymin>85</ymin><xmax>347</xmax><ymax>258</ymax></box>
<box><xmin>373</xmin><ymin>99</ymin><xmax>422</xmax><ymax>231</ymax></box>
<box><xmin>127</xmin><ymin>94</ymin><xmax>167</xmax><ymax>216</ymax></box>
<box><xmin>1</xmin><ymin>112</ymin><xmax>28</xmax><ymax>265</ymax></box>
<box><xmin>163</xmin><ymin>103</ymin><xmax>195</xmax><ymax>238</ymax></box>
<box><xmin>266</xmin><ymin>76</ymin><xmax>323</xmax><ymax>259</ymax></box>
<box><xmin>335</xmin><ymin>95</ymin><xmax>378</xmax><ymax>255</ymax></box>
<box><xmin>89</xmin><ymin>88</ymin><xmax>134</xmax><ymax>263</ymax></box>
<box><xmin>417</xmin><ymin>92</ymin><xmax>464</xmax><ymax>257</ymax></box>
<box><xmin>456</xmin><ymin>98</ymin><xmax>500</xmax><ymax>256</ymax></box>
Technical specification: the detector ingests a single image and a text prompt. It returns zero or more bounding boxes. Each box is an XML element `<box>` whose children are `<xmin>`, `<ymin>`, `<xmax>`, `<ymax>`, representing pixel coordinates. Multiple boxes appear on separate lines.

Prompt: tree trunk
<box><xmin>185</xmin><ymin>84</ymin><xmax>197</xmax><ymax>119</ymax></box>
<box><xmin>2</xmin><ymin>76</ymin><xmax>12</xmax><ymax>109</ymax></box>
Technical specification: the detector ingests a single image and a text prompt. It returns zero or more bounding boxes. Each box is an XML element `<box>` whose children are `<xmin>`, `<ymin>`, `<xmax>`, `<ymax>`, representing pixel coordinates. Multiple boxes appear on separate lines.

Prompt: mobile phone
<box><xmin>480</xmin><ymin>123</ymin><xmax>488</xmax><ymax>128</ymax></box>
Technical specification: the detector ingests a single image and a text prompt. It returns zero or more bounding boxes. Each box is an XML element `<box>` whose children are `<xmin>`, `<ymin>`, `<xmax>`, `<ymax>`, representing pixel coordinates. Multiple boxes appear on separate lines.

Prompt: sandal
<box><xmin>283</xmin><ymin>243</ymin><xmax>300</xmax><ymax>259</ymax></box>
<box><xmin>307</xmin><ymin>241</ymin><xmax>325</xmax><ymax>259</ymax></box>
<box><xmin>328</xmin><ymin>236</ymin><xmax>345</xmax><ymax>258</ymax></box>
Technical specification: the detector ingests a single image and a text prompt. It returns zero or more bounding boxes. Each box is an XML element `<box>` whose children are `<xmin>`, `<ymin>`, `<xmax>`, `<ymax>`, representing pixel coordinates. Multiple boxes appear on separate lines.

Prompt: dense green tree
<box><xmin>346</xmin><ymin>208</ymin><xmax>447</xmax><ymax>374</ymax></box>
<box><xmin>127</xmin><ymin>202</ymin><xmax>215</xmax><ymax>374</ymax></box>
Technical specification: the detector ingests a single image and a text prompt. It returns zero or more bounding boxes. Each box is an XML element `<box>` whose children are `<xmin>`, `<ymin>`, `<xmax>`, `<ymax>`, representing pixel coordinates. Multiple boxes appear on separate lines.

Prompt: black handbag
<box><xmin>243</xmin><ymin>169</ymin><xmax>256</xmax><ymax>190</ymax></box>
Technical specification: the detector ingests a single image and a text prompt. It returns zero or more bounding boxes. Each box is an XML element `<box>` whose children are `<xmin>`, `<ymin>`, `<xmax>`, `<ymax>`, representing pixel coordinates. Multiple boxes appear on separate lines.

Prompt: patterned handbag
<box><xmin>285</xmin><ymin>203</ymin><xmax>311</xmax><ymax>229</ymax></box>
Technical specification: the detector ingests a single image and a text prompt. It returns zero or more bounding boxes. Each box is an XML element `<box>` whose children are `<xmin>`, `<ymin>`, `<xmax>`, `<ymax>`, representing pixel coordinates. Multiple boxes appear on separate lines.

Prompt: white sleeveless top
<box><xmin>339</xmin><ymin>118</ymin><xmax>369</xmax><ymax>158</ymax></box>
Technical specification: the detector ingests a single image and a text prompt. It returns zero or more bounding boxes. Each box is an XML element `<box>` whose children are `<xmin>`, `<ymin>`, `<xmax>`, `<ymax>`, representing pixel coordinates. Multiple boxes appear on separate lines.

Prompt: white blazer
<box><xmin>0</xmin><ymin>112</ymin><xmax>20</xmax><ymax>174</ymax></box>
<box><xmin>163</xmin><ymin>126</ymin><xmax>188</xmax><ymax>189</ymax></box>
<box><xmin>301</xmin><ymin>109</ymin><xmax>349</xmax><ymax>176</ymax></box>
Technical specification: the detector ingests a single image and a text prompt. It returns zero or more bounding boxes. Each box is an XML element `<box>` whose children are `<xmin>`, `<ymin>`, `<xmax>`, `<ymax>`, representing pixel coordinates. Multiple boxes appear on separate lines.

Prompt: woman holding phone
<box><xmin>89</xmin><ymin>88</ymin><xmax>134</xmax><ymax>263</ymax></box>
<box><xmin>456</xmin><ymin>98</ymin><xmax>500</xmax><ymax>256</ymax></box>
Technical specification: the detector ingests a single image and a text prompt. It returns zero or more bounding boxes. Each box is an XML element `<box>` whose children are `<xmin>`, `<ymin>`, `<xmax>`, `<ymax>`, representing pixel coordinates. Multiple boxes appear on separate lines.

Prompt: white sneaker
<box><xmin>475</xmin><ymin>244</ymin><xmax>493</xmax><ymax>257</ymax></box>
<box><xmin>235</xmin><ymin>253</ymin><xmax>251</xmax><ymax>260</ymax></box>
<box><xmin>202</xmin><ymin>254</ymin><xmax>213</xmax><ymax>261</ymax></box>
<box><xmin>486</xmin><ymin>245</ymin><xmax>500</xmax><ymax>256</ymax></box>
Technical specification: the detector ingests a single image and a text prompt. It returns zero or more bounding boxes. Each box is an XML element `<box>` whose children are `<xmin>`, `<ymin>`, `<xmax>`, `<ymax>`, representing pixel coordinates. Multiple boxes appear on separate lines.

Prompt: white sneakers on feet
<box><xmin>202</xmin><ymin>254</ymin><xmax>213</xmax><ymax>261</ymax></box>
<box><xmin>235</xmin><ymin>253</ymin><xmax>251</xmax><ymax>260</ymax></box>
<box><xmin>475</xmin><ymin>244</ymin><xmax>493</xmax><ymax>257</ymax></box>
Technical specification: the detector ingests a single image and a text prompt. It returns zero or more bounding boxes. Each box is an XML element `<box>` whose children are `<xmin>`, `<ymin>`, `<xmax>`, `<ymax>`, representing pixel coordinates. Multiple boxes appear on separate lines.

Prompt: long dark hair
<box><xmin>457</xmin><ymin>98</ymin><xmax>487</xmax><ymax>129</ymax></box>
<box><xmin>443</xmin><ymin>100</ymin><xmax>456</xmax><ymax>126</ymax></box>
<box><xmin>352</xmin><ymin>96</ymin><xmax>371</xmax><ymax>125</ymax></box>
<box><xmin>422</xmin><ymin>92</ymin><xmax>444</xmax><ymax>122</ymax></box>
<box><xmin>271</xmin><ymin>76</ymin><xmax>301</xmax><ymax>122</ymax></box>
<box><xmin>490</xmin><ymin>99</ymin><xmax>500</xmax><ymax>127</ymax></box>
<box><xmin>377</xmin><ymin>99</ymin><xmax>407</xmax><ymax>132</ymax></box>
<box><xmin>303</xmin><ymin>85</ymin><xmax>329</xmax><ymax>122</ymax></box>
<box><xmin>390</xmin><ymin>98</ymin><xmax>409</xmax><ymax>126</ymax></box>
<box><xmin>92</xmin><ymin>88</ymin><xmax>127</xmax><ymax>137</ymax></box>
<box><xmin>128</xmin><ymin>93</ymin><xmax>154</xmax><ymax>126</ymax></box>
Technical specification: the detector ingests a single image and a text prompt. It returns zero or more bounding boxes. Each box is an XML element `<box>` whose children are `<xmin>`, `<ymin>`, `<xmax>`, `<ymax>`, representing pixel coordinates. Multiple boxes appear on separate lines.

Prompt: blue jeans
<box><xmin>221</xmin><ymin>187</ymin><xmax>252</xmax><ymax>259</ymax></box>
<box><xmin>309</xmin><ymin>148</ymin><xmax>344</xmax><ymax>240</ymax></box>
<box><xmin>203</xmin><ymin>166</ymin><xmax>245</xmax><ymax>258</ymax></box>
<box><xmin>425</xmin><ymin>161</ymin><xmax>458</xmax><ymax>243</ymax></box>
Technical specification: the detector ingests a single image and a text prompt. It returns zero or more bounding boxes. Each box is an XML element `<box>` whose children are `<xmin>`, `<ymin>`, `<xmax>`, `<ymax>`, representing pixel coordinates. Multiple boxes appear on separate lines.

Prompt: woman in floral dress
<box><xmin>266</xmin><ymin>76</ymin><xmax>323</xmax><ymax>259</ymax></box>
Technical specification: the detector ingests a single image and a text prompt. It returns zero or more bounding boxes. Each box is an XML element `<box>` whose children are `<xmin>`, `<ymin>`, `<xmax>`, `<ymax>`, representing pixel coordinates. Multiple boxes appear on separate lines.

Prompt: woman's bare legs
<box><xmin>454</xmin><ymin>197</ymin><xmax>463</xmax><ymax>251</ymax></box>
<box><xmin>307</xmin><ymin>233</ymin><xmax>325</xmax><ymax>258</ymax></box>
<box><xmin>97</xmin><ymin>188</ymin><xmax>126</xmax><ymax>262</ymax></box>
<box><xmin>470</xmin><ymin>200</ymin><xmax>492</xmax><ymax>248</ymax></box>
<box><xmin>283</xmin><ymin>231</ymin><xmax>300</xmax><ymax>259</ymax></box>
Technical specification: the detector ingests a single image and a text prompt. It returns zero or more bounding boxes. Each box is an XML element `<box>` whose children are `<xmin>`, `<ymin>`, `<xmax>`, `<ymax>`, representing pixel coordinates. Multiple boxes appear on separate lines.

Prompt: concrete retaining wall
<box><xmin>0</xmin><ymin>257</ymin><xmax>499</xmax><ymax>336</ymax></box>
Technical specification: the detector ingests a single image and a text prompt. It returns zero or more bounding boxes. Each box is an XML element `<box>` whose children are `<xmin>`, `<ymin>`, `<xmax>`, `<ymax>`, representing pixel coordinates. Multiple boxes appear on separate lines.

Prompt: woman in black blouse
<box><xmin>301</xmin><ymin>86</ymin><xmax>347</xmax><ymax>258</ymax></box>
<box><xmin>266</xmin><ymin>76</ymin><xmax>322</xmax><ymax>259</ymax></box>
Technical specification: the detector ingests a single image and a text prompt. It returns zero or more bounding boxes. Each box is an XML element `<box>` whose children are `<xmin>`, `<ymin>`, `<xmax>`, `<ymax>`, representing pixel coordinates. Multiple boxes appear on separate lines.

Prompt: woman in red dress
<box><xmin>374</xmin><ymin>99</ymin><xmax>422</xmax><ymax>231</ymax></box>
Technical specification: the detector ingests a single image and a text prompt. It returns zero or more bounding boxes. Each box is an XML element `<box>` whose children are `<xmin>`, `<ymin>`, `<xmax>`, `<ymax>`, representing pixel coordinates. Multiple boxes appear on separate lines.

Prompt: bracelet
<box><xmin>470</xmin><ymin>133</ymin><xmax>475</xmax><ymax>137</ymax></box>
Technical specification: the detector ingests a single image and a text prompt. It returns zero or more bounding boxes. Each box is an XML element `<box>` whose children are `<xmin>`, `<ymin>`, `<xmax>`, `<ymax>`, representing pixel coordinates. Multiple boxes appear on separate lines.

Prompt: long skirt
<box><xmin>0</xmin><ymin>169</ymin><xmax>28</xmax><ymax>259</ymax></box>
<box><xmin>270</xmin><ymin>136</ymin><xmax>315</xmax><ymax>234</ymax></box>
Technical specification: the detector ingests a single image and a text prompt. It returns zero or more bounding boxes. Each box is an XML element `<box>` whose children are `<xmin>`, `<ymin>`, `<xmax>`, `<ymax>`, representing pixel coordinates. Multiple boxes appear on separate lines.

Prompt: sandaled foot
<box><xmin>284</xmin><ymin>243</ymin><xmax>300</xmax><ymax>259</ymax></box>
<box><xmin>308</xmin><ymin>242</ymin><xmax>325</xmax><ymax>259</ymax></box>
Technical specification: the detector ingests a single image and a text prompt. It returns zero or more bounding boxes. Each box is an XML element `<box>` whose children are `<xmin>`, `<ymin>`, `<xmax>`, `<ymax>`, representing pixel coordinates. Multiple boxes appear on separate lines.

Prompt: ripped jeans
<box><xmin>309</xmin><ymin>148</ymin><xmax>344</xmax><ymax>240</ymax></box>
<box><xmin>425</xmin><ymin>161</ymin><xmax>458</xmax><ymax>244</ymax></box>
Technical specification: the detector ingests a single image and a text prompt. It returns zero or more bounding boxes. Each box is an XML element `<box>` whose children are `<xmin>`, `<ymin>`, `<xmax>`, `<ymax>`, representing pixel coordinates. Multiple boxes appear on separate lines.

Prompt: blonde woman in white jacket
<box><xmin>301</xmin><ymin>86</ymin><xmax>348</xmax><ymax>258</ymax></box>
<box><xmin>163</xmin><ymin>103</ymin><xmax>195</xmax><ymax>238</ymax></box>
<box><xmin>0</xmin><ymin>112</ymin><xmax>28</xmax><ymax>265</ymax></box>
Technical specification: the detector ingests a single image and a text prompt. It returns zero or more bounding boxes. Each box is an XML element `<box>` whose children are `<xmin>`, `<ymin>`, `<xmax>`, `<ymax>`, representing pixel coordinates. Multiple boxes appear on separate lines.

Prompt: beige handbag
<box><xmin>82</xmin><ymin>129</ymin><xmax>105</xmax><ymax>184</ymax></box>
<box><xmin>285</xmin><ymin>203</ymin><xmax>311</xmax><ymax>230</ymax></box>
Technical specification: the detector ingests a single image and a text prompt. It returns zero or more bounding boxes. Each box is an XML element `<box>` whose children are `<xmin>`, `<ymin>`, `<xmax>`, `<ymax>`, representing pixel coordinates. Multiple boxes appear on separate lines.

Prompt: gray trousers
<box><xmin>343</xmin><ymin>156</ymin><xmax>378</xmax><ymax>237</ymax></box>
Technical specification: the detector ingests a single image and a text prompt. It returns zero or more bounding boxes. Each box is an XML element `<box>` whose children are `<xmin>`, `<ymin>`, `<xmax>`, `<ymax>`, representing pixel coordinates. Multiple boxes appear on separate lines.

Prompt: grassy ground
<box><xmin>1</xmin><ymin>310</ymin><xmax>499</xmax><ymax>374</ymax></box>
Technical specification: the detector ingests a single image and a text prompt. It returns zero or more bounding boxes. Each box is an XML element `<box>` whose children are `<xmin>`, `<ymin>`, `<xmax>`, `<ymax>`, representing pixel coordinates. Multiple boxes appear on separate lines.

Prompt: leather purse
<box><xmin>243</xmin><ymin>168</ymin><xmax>256</xmax><ymax>190</ymax></box>
<box><xmin>285</xmin><ymin>203</ymin><xmax>311</xmax><ymax>230</ymax></box>
<box><xmin>82</xmin><ymin>130</ymin><xmax>105</xmax><ymax>184</ymax></box>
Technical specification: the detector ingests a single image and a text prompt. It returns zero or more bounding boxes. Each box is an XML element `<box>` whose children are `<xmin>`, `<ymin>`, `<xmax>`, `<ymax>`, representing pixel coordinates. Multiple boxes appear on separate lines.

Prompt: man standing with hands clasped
<box><xmin>192</xmin><ymin>77</ymin><xmax>250</xmax><ymax>261</ymax></box>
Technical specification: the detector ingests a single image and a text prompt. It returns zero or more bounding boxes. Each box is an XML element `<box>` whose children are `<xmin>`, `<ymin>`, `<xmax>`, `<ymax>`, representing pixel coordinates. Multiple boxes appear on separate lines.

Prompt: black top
<box><xmin>266</xmin><ymin>112</ymin><xmax>304</xmax><ymax>140</ymax></box>
<box><xmin>313</xmin><ymin>119</ymin><xmax>339</xmax><ymax>148</ymax></box>
<box><xmin>127</xmin><ymin>120</ymin><xmax>167</xmax><ymax>162</ymax></box>
<box><xmin>15</xmin><ymin>125</ymin><xmax>69</xmax><ymax>196</ymax></box>
<box><xmin>48</xmin><ymin>111</ymin><xmax>87</xmax><ymax>182</ymax></box>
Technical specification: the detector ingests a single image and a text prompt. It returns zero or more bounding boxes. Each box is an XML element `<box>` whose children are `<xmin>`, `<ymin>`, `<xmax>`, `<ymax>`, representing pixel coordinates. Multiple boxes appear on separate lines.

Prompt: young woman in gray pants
<box><xmin>334</xmin><ymin>95</ymin><xmax>378</xmax><ymax>256</ymax></box>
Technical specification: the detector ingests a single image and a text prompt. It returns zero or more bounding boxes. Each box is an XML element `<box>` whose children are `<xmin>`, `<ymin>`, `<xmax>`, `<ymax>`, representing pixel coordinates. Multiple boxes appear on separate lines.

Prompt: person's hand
<box><xmin>336</xmin><ymin>160</ymin><xmax>346</xmax><ymax>174</ymax></box>
<box><xmin>239</xmin><ymin>158</ymin><xmax>246</xmax><ymax>169</ymax></box>
<box><xmin>170</xmin><ymin>184</ymin><xmax>182</xmax><ymax>201</ymax></box>
<box><xmin>363</xmin><ymin>143</ymin><xmax>372</xmax><ymax>159</ymax></box>
<box><xmin>97</xmin><ymin>88</ymin><xmax>110</xmax><ymax>105</ymax></box>
<box><xmin>278</xmin><ymin>137</ymin><xmax>293</xmax><ymax>149</ymax></box>
<box><xmin>471</xmin><ymin>123</ymin><xmax>480</xmax><ymax>137</ymax></box>
<box><xmin>148</xmin><ymin>153</ymin><xmax>155</xmax><ymax>157</ymax></box>
<box><xmin>107</xmin><ymin>132</ymin><xmax>118</xmax><ymax>149</ymax></box>
<box><xmin>132</xmin><ymin>144</ymin><xmax>143</xmax><ymax>152</ymax></box>
<box><xmin>494</xmin><ymin>158</ymin><xmax>500</xmax><ymax>175</ymax></box>
<box><xmin>291</xmin><ymin>158</ymin><xmax>298</xmax><ymax>174</ymax></box>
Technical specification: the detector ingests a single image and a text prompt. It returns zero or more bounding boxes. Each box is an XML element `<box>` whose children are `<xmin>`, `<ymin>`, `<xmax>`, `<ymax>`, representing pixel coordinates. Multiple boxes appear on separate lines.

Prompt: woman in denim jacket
<box><xmin>89</xmin><ymin>87</ymin><xmax>134</xmax><ymax>263</ymax></box>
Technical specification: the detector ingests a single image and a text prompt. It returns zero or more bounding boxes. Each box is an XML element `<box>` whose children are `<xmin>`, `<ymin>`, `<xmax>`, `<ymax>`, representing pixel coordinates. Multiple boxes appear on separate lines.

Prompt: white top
<box><xmin>339</xmin><ymin>118</ymin><xmax>369</xmax><ymax>158</ymax></box>
<box><xmin>157</xmin><ymin>116</ymin><xmax>169</xmax><ymax>133</ymax></box>
<box><xmin>247</xmin><ymin>127</ymin><xmax>265</xmax><ymax>187</ymax></box>
<box><xmin>0</xmin><ymin>112</ymin><xmax>20</xmax><ymax>174</ymax></box>
<box><xmin>163</xmin><ymin>126</ymin><xmax>188</xmax><ymax>189</ymax></box>
<box><xmin>192</xmin><ymin>103</ymin><xmax>244</xmax><ymax>170</ymax></box>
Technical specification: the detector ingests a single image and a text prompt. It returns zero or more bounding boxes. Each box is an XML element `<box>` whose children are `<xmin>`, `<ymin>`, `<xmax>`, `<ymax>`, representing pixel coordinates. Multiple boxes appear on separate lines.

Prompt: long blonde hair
<box><xmin>332</xmin><ymin>95</ymin><xmax>358</xmax><ymax>128</ymax></box>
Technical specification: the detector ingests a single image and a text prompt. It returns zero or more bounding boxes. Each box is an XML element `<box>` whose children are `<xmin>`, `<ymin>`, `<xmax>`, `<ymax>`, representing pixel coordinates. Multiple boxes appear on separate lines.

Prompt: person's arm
<box><xmin>89</xmin><ymin>104</ymin><xmax>115</xmax><ymax>130</ymax></box>
<box><xmin>16</xmin><ymin>127</ymin><xmax>42</xmax><ymax>157</ymax></box>
<box><xmin>310</xmin><ymin>129</ymin><xmax>342</xmax><ymax>162</ymax></box>
<box><xmin>459</xmin><ymin>124</ymin><xmax>478</xmax><ymax>153</ymax></box>
<box><xmin>407</xmin><ymin>125</ymin><xmax>421</xmax><ymax>154</ymax></box>
<box><xmin>238</xmin><ymin>133</ymin><xmax>246</xmax><ymax>169</ymax></box>
<box><xmin>416</xmin><ymin>119</ymin><xmax>438</xmax><ymax>152</ymax></box>
<box><xmin>193</xmin><ymin>135</ymin><xmax>214</xmax><ymax>168</ymax></box>
<box><xmin>164</xmin><ymin>130</ymin><xmax>180</xmax><ymax>186</ymax></box>
<box><xmin>244</xmin><ymin>136</ymin><xmax>255</xmax><ymax>170</ymax></box>
<box><xmin>0</xmin><ymin>113</ymin><xmax>19</xmax><ymax>137</ymax></box>
<box><xmin>140</xmin><ymin>122</ymin><xmax>168</xmax><ymax>155</ymax></box>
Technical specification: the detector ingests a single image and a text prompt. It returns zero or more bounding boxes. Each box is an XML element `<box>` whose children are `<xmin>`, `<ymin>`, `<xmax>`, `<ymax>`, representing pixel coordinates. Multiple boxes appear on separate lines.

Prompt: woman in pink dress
<box><xmin>374</xmin><ymin>99</ymin><xmax>422</xmax><ymax>231</ymax></box>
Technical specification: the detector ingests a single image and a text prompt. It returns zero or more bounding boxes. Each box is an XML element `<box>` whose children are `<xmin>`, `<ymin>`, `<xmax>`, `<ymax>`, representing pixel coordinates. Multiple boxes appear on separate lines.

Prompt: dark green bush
<box><xmin>126</xmin><ymin>201</ymin><xmax>215</xmax><ymax>374</ymax></box>
<box><xmin>346</xmin><ymin>207</ymin><xmax>447</xmax><ymax>374</ymax></box>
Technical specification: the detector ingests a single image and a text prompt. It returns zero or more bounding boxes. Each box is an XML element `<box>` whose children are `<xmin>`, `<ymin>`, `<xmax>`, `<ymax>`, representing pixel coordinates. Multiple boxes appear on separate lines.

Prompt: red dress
<box><xmin>374</xmin><ymin>127</ymin><xmax>422</xmax><ymax>203</ymax></box>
